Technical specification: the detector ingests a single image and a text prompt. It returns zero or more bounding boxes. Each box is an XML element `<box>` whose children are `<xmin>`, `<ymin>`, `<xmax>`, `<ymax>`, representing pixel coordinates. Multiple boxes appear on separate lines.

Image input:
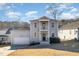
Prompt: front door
<box><xmin>42</xmin><ymin>33</ymin><xmax>46</xmax><ymax>41</ymax></box>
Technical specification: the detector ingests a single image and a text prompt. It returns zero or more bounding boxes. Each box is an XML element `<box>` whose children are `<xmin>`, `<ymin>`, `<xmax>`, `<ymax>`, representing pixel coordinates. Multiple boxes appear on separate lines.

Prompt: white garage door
<box><xmin>12</xmin><ymin>37</ymin><xmax>30</xmax><ymax>45</ymax></box>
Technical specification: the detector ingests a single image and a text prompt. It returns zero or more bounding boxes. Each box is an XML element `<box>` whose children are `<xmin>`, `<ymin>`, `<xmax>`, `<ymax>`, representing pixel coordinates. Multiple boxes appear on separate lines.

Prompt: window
<box><xmin>52</xmin><ymin>23</ymin><xmax>54</xmax><ymax>27</ymax></box>
<box><xmin>34</xmin><ymin>23</ymin><xmax>36</xmax><ymax>28</ymax></box>
<box><xmin>34</xmin><ymin>32</ymin><xmax>36</xmax><ymax>37</ymax></box>
<box><xmin>52</xmin><ymin>33</ymin><xmax>54</xmax><ymax>37</ymax></box>
<box><xmin>42</xmin><ymin>23</ymin><xmax>45</xmax><ymax>29</ymax></box>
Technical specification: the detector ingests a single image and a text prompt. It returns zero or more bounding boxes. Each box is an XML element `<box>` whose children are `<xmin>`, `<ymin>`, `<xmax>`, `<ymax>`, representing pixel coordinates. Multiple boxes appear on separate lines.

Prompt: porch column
<box><xmin>48</xmin><ymin>20</ymin><xmax>50</xmax><ymax>42</ymax></box>
<box><xmin>39</xmin><ymin>21</ymin><xmax>41</xmax><ymax>42</ymax></box>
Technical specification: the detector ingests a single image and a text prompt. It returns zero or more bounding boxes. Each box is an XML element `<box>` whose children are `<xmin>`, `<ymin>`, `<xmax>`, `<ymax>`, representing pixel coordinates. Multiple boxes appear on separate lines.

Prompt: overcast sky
<box><xmin>0</xmin><ymin>3</ymin><xmax>79</xmax><ymax>22</ymax></box>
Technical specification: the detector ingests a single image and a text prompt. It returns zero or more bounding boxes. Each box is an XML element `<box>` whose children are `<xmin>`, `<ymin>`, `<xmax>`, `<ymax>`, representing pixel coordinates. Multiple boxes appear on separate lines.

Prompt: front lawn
<box><xmin>8</xmin><ymin>48</ymin><xmax>79</xmax><ymax>56</ymax></box>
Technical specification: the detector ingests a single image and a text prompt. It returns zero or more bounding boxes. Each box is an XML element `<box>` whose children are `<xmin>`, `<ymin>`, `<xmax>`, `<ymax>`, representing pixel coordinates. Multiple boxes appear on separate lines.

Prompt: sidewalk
<box><xmin>0</xmin><ymin>46</ymin><xmax>15</xmax><ymax>56</ymax></box>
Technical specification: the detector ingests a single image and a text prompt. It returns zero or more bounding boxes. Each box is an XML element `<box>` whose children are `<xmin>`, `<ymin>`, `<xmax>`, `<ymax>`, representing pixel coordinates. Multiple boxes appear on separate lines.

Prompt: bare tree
<box><xmin>46</xmin><ymin>3</ymin><xmax>66</xmax><ymax>20</ymax></box>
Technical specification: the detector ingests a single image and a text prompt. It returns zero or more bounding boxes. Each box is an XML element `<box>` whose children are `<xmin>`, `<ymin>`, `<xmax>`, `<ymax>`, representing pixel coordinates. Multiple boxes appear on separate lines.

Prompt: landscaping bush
<box><xmin>49</xmin><ymin>37</ymin><xmax>60</xmax><ymax>44</ymax></box>
<box><xmin>74</xmin><ymin>38</ymin><xmax>79</xmax><ymax>42</ymax></box>
<box><xmin>29</xmin><ymin>42</ymin><xmax>40</xmax><ymax>46</ymax></box>
<box><xmin>77</xmin><ymin>39</ymin><xmax>79</xmax><ymax>41</ymax></box>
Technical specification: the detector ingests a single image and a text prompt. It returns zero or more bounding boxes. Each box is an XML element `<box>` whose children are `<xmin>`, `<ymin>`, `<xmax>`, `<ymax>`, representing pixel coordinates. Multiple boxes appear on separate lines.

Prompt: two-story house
<box><xmin>30</xmin><ymin>16</ymin><xmax>59</xmax><ymax>44</ymax></box>
<box><xmin>11</xmin><ymin>16</ymin><xmax>59</xmax><ymax>45</ymax></box>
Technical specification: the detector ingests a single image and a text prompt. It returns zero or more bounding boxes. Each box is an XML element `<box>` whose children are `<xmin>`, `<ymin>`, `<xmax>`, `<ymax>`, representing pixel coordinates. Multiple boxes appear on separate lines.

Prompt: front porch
<box><xmin>39</xmin><ymin>31</ymin><xmax>50</xmax><ymax>44</ymax></box>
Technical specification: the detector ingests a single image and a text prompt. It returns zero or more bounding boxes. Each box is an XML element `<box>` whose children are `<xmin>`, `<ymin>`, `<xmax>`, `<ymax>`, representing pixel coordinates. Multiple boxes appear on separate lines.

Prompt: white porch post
<box><xmin>48</xmin><ymin>20</ymin><xmax>50</xmax><ymax>42</ymax></box>
<box><xmin>39</xmin><ymin>21</ymin><xmax>41</xmax><ymax>42</ymax></box>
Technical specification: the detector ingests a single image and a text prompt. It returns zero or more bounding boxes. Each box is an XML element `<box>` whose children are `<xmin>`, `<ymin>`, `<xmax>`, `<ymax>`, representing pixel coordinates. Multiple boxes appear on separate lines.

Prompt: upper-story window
<box><xmin>34</xmin><ymin>32</ymin><xmax>36</xmax><ymax>37</ymax></box>
<box><xmin>34</xmin><ymin>23</ymin><xmax>37</xmax><ymax>28</ymax></box>
<box><xmin>52</xmin><ymin>22</ymin><xmax>54</xmax><ymax>27</ymax></box>
<box><xmin>42</xmin><ymin>23</ymin><xmax>45</xmax><ymax>29</ymax></box>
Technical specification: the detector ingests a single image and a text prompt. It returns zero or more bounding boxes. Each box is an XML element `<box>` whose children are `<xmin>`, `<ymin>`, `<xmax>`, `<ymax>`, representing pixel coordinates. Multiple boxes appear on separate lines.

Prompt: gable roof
<box><xmin>39</xmin><ymin>16</ymin><xmax>50</xmax><ymax>19</ymax></box>
<box><xmin>30</xmin><ymin>16</ymin><xmax>57</xmax><ymax>22</ymax></box>
<box><xmin>59</xmin><ymin>20</ymin><xmax>79</xmax><ymax>30</ymax></box>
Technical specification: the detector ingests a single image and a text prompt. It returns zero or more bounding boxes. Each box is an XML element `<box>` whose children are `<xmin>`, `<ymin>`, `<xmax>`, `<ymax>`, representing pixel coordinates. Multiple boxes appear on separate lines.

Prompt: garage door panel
<box><xmin>13</xmin><ymin>37</ymin><xmax>29</xmax><ymax>45</ymax></box>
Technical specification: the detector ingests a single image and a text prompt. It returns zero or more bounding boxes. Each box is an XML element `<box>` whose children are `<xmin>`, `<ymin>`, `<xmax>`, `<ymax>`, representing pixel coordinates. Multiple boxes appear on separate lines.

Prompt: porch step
<box><xmin>40</xmin><ymin>42</ymin><xmax>50</xmax><ymax>45</ymax></box>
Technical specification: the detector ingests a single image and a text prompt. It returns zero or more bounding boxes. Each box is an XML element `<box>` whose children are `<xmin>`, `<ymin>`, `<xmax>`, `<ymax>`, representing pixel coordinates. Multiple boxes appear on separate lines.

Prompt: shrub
<box><xmin>29</xmin><ymin>42</ymin><xmax>40</xmax><ymax>46</ymax></box>
<box><xmin>49</xmin><ymin>37</ymin><xmax>60</xmax><ymax>44</ymax></box>
<box><xmin>74</xmin><ymin>38</ymin><xmax>79</xmax><ymax>42</ymax></box>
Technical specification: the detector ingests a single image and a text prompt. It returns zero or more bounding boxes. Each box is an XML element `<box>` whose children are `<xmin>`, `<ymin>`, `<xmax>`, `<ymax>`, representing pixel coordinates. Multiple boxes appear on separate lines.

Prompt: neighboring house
<box><xmin>58</xmin><ymin>20</ymin><xmax>79</xmax><ymax>41</ymax></box>
<box><xmin>0</xmin><ymin>29</ymin><xmax>11</xmax><ymax>44</ymax></box>
<box><xmin>30</xmin><ymin>16</ymin><xmax>59</xmax><ymax>44</ymax></box>
<box><xmin>0</xmin><ymin>35</ymin><xmax>9</xmax><ymax>44</ymax></box>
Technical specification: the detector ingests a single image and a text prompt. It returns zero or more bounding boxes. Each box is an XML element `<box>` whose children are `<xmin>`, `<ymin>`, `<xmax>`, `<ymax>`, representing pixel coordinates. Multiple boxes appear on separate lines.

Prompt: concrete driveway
<box><xmin>0</xmin><ymin>46</ymin><xmax>15</xmax><ymax>56</ymax></box>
